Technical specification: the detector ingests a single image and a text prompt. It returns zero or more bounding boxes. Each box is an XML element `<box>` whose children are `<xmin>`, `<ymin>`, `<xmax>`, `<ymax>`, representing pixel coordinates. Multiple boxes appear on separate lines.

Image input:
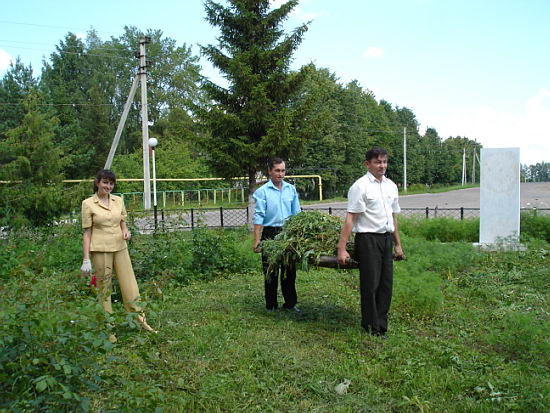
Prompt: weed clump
<box><xmin>260</xmin><ymin>211</ymin><xmax>345</xmax><ymax>271</ymax></box>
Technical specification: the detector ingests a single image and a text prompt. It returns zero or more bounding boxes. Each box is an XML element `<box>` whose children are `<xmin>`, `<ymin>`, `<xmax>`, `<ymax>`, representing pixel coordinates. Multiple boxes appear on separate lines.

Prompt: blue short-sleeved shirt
<box><xmin>253</xmin><ymin>180</ymin><xmax>301</xmax><ymax>227</ymax></box>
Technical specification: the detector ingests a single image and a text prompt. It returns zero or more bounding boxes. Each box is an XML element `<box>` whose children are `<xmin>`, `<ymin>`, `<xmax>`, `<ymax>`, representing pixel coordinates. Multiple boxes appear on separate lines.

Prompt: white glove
<box><xmin>81</xmin><ymin>259</ymin><xmax>92</xmax><ymax>273</ymax></box>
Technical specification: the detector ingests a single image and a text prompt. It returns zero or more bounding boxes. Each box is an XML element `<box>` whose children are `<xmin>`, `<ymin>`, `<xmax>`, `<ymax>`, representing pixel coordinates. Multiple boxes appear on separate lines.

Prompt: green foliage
<box><xmin>261</xmin><ymin>211</ymin><xmax>344</xmax><ymax>270</ymax></box>
<box><xmin>189</xmin><ymin>227</ymin><xmax>258</xmax><ymax>279</ymax></box>
<box><xmin>399</xmin><ymin>216</ymin><xmax>479</xmax><ymax>242</ymax></box>
<box><xmin>40</xmin><ymin>28</ymin><xmax>204</xmax><ymax>178</ymax></box>
<box><xmin>0</xmin><ymin>58</ymin><xmax>37</xmax><ymax>139</ymax></box>
<box><xmin>486</xmin><ymin>311</ymin><xmax>550</xmax><ymax>364</ymax></box>
<box><xmin>399</xmin><ymin>214</ymin><xmax>550</xmax><ymax>244</ymax></box>
<box><xmin>521</xmin><ymin>212</ymin><xmax>550</xmax><ymax>243</ymax></box>
<box><xmin>393</xmin><ymin>234</ymin><xmax>483</xmax><ymax>318</ymax></box>
<box><xmin>199</xmin><ymin>0</ymin><xmax>312</xmax><ymax>192</ymax></box>
<box><xmin>129</xmin><ymin>231</ymin><xmax>192</xmax><ymax>281</ymax></box>
<box><xmin>1</xmin><ymin>219</ymin><xmax>549</xmax><ymax>411</ymax></box>
<box><xmin>0</xmin><ymin>94</ymin><xmax>84</xmax><ymax>228</ymax></box>
<box><xmin>0</xmin><ymin>225</ymin><xmax>82</xmax><ymax>280</ymax></box>
<box><xmin>128</xmin><ymin>226</ymin><xmax>258</xmax><ymax>283</ymax></box>
<box><xmin>0</xmin><ymin>275</ymin><xmax>113</xmax><ymax>412</ymax></box>
<box><xmin>522</xmin><ymin>161</ymin><xmax>550</xmax><ymax>182</ymax></box>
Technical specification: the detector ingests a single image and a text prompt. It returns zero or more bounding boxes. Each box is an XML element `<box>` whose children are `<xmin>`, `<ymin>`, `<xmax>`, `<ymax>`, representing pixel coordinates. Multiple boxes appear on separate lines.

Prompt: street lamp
<box><xmin>148</xmin><ymin>137</ymin><xmax>158</xmax><ymax>230</ymax></box>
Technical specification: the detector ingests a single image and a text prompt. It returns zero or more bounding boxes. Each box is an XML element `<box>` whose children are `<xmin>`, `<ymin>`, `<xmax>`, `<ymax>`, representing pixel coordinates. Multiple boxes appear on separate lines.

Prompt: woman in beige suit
<box><xmin>81</xmin><ymin>169</ymin><xmax>156</xmax><ymax>336</ymax></box>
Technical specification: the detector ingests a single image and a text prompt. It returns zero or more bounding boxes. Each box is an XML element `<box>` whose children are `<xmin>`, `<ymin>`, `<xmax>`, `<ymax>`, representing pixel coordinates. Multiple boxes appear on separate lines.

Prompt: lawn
<box><xmin>1</xmin><ymin>224</ymin><xmax>549</xmax><ymax>412</ymax></box>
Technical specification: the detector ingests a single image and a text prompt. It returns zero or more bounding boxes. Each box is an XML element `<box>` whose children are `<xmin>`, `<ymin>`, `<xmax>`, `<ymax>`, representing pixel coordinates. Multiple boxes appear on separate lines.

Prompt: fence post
<box><xmin>161</xmin><ymin>209</ymin><xmax>165</xmax><ymax>232</ymax></box>
<box><xmin>246</xmin><ymin>206</ymin><xmax>249</xmax><ymax>225</ymax></box>
<box><xmin>220</xmin><ymin>206</ymin><xmax>224</xmax><ymax>228</ymax></box>
<box><xmin>533</xmin><ymin>207</ymin><xmax>538</xmax><ymax>217</ymax></box>
<box><xmin>329</xmin><ymin>207</ymin><xmax>332</xmax><ymax>215</ymax></box>
<box><xmin>191</xmin><ymin>208</ymin><xmax>194</xmax><ymax>229</ymax></box>
<box><xmin>154</xmin><ymin>205</ymin><xmax>158</xmax><ymax>231</ymax></box>
<box><xmin>460</xmin><ymin>207</ymin><xmax>464</xmax><ymax>220</ymax></box>
<box><xmin>425</xmin><ymin>207</ymin><xmax>429</xmax><ymax>219</ymax></box>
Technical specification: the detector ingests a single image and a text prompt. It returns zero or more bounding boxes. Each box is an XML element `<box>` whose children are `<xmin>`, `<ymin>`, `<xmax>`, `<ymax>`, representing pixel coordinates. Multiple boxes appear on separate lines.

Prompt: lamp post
<box><xmin>148</xmin><ymin>137</ymin><xmax>158</xmax><ymax>230</ymax></box>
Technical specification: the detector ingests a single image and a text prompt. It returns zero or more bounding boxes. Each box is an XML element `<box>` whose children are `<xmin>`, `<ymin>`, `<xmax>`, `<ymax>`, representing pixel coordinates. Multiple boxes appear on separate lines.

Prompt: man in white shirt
<box><xmin>337</xmin><ymin>147</ymin><xmax>405</xmax><ymax>337</ymax></box>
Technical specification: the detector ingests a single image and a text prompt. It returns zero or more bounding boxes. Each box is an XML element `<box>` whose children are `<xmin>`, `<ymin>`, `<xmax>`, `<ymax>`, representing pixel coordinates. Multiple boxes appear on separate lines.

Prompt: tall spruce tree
<box><xmin>199</xmin><ymin>0</ymin><xmax>311</xmax><ymax>198</ymax></box>
<box><xmin>0</xmin><ymin>58</ymin><xmax>38</xmax><ymax>140</ymax></box>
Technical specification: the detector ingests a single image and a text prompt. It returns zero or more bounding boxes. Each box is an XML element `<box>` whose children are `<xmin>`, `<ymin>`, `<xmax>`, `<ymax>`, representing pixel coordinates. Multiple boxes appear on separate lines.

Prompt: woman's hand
<box><xmin>123</xmin><ymin>229</ymin><xmax>132</xmax><ymax>240</ymax></box>
<box><xmin>81</xmin><ymin>259</ymin><xmax>92</xmax><ymax>273</ymax></box>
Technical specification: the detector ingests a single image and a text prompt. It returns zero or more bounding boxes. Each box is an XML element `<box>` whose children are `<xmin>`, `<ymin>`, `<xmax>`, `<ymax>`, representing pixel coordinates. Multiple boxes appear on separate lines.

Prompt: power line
<box><xmin>0</xmin><ymin>39</ymin><xmax>124</xmax><ymax>52</ymax></box>
<box><xmin>0</xmin><ymin>102</ymin><xmax>118</xmax><ymax>107</ymax></box>
<box><xmin>0</xmin><ymin>44</ymin><xmax>132</xmax><ymax>61</ymax></box>
<box><xmin>0</xmin><ymin>20</ymin><xmax>120</xmax><ymax>36</ymax></box>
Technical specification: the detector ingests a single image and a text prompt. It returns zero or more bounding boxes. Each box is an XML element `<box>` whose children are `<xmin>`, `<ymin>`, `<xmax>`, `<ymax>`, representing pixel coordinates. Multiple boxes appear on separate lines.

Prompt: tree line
<box><xmin>0</xmin><ymin>0</ymin><xmax>513</xmax><ymax>227</ymax></box>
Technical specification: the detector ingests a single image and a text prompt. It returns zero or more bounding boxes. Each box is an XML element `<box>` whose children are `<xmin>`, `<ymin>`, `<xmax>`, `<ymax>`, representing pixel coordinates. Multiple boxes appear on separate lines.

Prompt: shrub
<box><xmin>399</xmin><ymin>217</ymin><xmax>479</xmax><ymax>242</ymax></box>
<box><xmin>189</xmin><ymin>227</ymin><xmax>258</xmax><ymax>279</ymax></box>
<box><xmin>521</xmin><ymin>213</ymin><xmax>550</xmax><ymax>243</ymax></box>
<box><xmin>0</xmin><ymin>225</ymin><xmax>82</xmax><ymax>280</ymax></box>
<box><xmin>129</xmin><ymin>231</ymin><xmax>192</xmax><ymax>281</ymax></box>
<box><xmin>0</xmin><ymin>286</ymin><xmax>113</xmax><ymax>412</ymax></box>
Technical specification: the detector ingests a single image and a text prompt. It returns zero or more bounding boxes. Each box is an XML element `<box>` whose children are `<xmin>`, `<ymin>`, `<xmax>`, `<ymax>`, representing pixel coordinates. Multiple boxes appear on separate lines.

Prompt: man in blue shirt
<box><xmin>253</xmin><ymin>158</ymin><xmax>301</xmax><ymax>312</ymax></box>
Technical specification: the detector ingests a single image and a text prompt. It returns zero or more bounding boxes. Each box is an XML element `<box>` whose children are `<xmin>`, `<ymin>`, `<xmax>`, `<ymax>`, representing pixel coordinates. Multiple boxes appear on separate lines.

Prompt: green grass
<box><xmin>1</xmin><ymin>227</ymin><xmax>549</xmax><ymax>412</ymax></box>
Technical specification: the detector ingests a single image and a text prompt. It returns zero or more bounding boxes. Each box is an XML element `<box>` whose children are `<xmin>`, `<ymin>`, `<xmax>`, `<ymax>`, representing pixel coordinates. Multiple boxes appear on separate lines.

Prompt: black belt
<box><xmin>357</xmin><ymin>232</ymin><xmax>392</xmax><ymax>236</ymax></box>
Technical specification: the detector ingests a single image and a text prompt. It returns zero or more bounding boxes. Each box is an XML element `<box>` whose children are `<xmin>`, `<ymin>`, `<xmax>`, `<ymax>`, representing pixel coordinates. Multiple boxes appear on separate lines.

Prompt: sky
<box><xmin>1</xmin><ymin>0</ymin><xmax>549</xmax><ymax>166</ymax></box>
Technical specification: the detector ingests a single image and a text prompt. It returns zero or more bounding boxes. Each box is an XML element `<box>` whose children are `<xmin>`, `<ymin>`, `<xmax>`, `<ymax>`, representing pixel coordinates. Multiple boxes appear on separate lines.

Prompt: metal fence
<box><xmin>304</xmin><ymin>207</ymin><xmax>550</xmax><ymax>220</ymax></box>
<box><xmin>128</xmin><ymin>206</ymin><xmax>249</xmax><ymax>233</ymax></box>
<box><xmin>127</xmin><ymin>206</ymin><xmax>549</xmax><ymax>233</ymax></box>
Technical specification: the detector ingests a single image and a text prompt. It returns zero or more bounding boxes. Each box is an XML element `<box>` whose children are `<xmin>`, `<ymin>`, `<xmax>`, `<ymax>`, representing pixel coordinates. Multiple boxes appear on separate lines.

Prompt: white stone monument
<box><xmin>479</xmin><ymin>147</ymin><xmax>522</xmax><ymax>250</ymax></box>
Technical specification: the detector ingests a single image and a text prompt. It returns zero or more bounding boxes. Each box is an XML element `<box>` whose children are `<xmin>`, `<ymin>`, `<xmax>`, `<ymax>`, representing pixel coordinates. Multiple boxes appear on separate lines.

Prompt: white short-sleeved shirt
<box><xmin>347</xmin><ymin>171</ymin><xmax>401</xmax><ymax>233</ymax></box>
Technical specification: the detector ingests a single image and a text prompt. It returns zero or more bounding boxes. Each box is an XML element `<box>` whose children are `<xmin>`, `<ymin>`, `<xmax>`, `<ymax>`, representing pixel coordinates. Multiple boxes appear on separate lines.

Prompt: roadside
<box><xmin>307</xmin><ymin>182</ymin><xmax>550</xmax><ymax>209</ymax></box>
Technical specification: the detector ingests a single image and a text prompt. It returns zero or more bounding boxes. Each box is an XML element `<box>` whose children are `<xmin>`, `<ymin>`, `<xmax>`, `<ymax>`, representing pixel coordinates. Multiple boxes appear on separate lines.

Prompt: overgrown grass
<box><xmin>1</xmin><ymin>224</ymin><xmax>549</xmax><ymax>412</ymax></box>
<box><xmin>399</xmin><ymin>213</ymin><xmax>550</xmax><ymax>244</ymax></box>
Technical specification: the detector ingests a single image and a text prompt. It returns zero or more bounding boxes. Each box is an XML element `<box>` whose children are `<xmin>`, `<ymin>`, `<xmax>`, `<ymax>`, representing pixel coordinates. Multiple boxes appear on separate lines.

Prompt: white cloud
<box><xmin>270</xmin><ymin>0</ymin><xmax>287</xmax><ymax>7</ymax></box>
<box><xmin>431</xmin><ymin>88</ymin><xmax>550</xmax><ymax>165</ymax></box>
<box><xmin>0</xmin><ymin>49</ymin><xmax>13</xmax><ymax>72</ymax></box>
<box><xmin>363</xmin><ymin>46</ymin><xmax>384</xmax><ymax>59</ymax></box>
<box><xmin>270</xmin><ymin>0</ymin><xmax>318</xmax><ymax>22</ymax></box>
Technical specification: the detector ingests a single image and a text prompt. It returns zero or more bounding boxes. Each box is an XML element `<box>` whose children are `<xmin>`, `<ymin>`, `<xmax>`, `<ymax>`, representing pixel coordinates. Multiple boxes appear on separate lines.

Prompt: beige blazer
<box><xmin>82</xmin><ymin>194</ymin><xmax>128</xmax><ymax>252</ymax></box>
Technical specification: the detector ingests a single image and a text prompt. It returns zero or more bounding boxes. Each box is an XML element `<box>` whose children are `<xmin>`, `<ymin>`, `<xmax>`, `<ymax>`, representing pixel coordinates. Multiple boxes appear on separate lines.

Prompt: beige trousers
<box><xmin>91</xmin><ymin>248</ymin><xmax>141</xmax><ymax>313</ymax></box>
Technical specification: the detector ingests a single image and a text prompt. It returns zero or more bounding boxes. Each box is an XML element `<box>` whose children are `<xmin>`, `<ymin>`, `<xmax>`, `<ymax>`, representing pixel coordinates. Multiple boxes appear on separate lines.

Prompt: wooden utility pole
<box><xmin>104</xmin><ymin>37</ymin><xmax>153</xmax><ymax>210</ymax></box>
<box><xmin>139</xmin><ymin>36</ymin><xmax>152</xmax><ymax>209</ymax></box>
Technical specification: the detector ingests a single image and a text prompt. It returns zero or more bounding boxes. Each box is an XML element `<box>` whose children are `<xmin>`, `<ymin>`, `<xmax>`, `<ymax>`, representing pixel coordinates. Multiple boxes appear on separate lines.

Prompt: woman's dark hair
<box><xmin>268</xmin><ymin>157</ymin><xmax>285</xmax><ymax>170</ymax></box>
<box><xmin>365</xmin><ymin>147</ymin><xmax>388</xmax><ymax>161</ymax></box>
<box><xmin>93</xmin><ymin>169</ymin><xmax>117</xmax><ymax>193</ymax></box>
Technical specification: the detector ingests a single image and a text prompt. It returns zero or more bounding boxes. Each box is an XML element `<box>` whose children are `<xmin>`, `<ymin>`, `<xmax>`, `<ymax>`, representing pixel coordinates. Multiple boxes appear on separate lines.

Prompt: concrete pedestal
<box><xmin>478</xmin><ymin>148</ymin><xmax>522</xmax><ymax>250</ymax></box>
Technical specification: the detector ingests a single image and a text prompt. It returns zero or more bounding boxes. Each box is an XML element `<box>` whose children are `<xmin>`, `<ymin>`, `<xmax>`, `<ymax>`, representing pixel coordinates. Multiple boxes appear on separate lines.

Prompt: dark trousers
<box><xmin>261</xmin><ymin>226</ymin><xmax>297</xmax><ymax>310</ymax></box>
<box><xmin>355</xmin><ymin>232</ymin><xmax>393</xmax><ymax>334</ymax></box>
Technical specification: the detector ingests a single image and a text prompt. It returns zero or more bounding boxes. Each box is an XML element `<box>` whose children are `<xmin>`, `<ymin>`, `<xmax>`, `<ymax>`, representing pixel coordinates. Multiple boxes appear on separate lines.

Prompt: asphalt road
<box><xmin>310</xmin><ymin>182</ymin><xmax>550</xmax><ymax>209</ymax></box>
